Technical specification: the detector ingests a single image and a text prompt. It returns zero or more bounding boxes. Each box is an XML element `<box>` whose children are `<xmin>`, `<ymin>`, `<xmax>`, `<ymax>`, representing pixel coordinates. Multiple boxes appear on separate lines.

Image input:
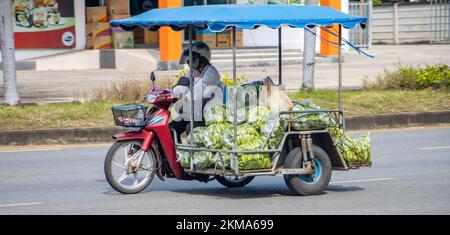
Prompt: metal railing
<box><xmin>430</xmin><ymin>0</ymin><xmax>450</xmax><ymax>43</ymax></box>
<box><xmin>349</xmin><ymin>0</ymin><xmax>373</xmax><ymax>48</ymax></box>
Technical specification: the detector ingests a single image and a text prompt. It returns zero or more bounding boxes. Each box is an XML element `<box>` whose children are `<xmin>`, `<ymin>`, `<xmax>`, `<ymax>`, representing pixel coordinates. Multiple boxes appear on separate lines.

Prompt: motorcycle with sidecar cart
<box><xmin>104</xmin><ymin>4</ymin><xmax>369</xmax><ymax>195</ymax></box>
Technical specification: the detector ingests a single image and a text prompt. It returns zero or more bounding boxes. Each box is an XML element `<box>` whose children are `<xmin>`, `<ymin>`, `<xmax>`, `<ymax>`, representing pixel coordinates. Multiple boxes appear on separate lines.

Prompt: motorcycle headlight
<box><xmin>147</xmin><ymin>94</ymin><xmax>158</xmax><ymax>103</ymax></box>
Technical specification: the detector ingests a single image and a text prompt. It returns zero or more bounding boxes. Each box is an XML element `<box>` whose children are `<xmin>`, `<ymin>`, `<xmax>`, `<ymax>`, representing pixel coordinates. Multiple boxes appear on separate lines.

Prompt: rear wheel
<box><xmin>283</xmin><ymin>146</ymin><xmax>332</xmax><ymax>196</ymax></box>
<box><xmin>104</xmin><ymin>140</ymin><xmax>157</xmax><ymax>194</ymax></box>
<box><xmin>216</xmin><ymin>175</ymin><xmax>255</xmax><ymax>188</ymax></box>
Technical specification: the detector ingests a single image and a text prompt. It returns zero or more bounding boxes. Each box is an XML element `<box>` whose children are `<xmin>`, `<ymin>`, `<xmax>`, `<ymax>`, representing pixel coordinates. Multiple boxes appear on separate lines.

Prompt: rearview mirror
<box><xmin>150</xmin><ymin>72</ymin><xmax>156</xmax><ymax>82</ymax></box>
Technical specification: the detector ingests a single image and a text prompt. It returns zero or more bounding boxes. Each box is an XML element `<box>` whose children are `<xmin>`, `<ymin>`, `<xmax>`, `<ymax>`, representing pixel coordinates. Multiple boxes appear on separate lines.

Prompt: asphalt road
<box><xmin>0</xmin><ymin>127</ymin><xmax>449</xmax><ymax>215</ymax></box>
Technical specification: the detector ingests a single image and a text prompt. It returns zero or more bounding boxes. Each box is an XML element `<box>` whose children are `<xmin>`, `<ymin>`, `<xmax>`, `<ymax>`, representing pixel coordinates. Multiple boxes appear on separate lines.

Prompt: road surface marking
<box><xmin>0</xmin><ymin>148</ymin><xmax>62</xmax><ymax>153</ymax></box>
<box><xmin>0</xmin><ymin>202</ymin><xmax>43</xmax><ymax>208</ymax></box>
<box><xmin>330</xmin><ymin>177</ymin><xmax>396</xmax><ymax>184</ymax></box>
<box><xmin>419</xmin><ymin>146</ymin><xmax>450</xmax><ymax>150</ymax></box>
<box><xmin>355</xmin><ymin>125</ymin><xmax>450</xmax><ymax>133</ymax></box>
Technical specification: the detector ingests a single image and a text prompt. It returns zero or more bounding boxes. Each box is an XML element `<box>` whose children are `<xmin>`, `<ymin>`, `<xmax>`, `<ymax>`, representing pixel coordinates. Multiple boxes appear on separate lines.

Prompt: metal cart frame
<box><xmin>176</xmin><ymin>24</ymin><xmax>348</xmax><ymax>176</ymax></box>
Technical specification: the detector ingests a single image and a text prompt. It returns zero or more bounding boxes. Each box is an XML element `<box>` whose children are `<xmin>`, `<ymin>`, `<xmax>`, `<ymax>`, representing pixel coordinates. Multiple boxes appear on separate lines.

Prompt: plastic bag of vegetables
<box><xmin>193</xmin><ymin>151</ymin><xmax>215</xmax><ymax>169</ymax></box>
<box><xmin>238</xmin><ymin>137</ymin><xmax>272</xmax><ymax>170</ymax></box>
<box><xmin>223</xmin><ymin>123</ymin><xmax>261</xmax><ymax>148</ymax></box>
<box><xmin>213</xmin><ymin>153</ymin><xmax>232</xmax><ymax>170</ymax></box>
<box><xmin>187</xmin><ymin>126</ymin><xmax>209</xmax><ymax>147</ymax></box>
<box><xmin>291</xmin><ymin>100</ymin><xmax>332</xmax><ymax>131</ymax></box>
<box><xmin>224</xmin><ymin>87</ymin><xmax>247</xmax><ymax>124</ymax></box>
<box><xmin>204</xmin><ymin>123</ymin><xmax>233</xmax><ymax>149</ymax></box>
<box><xmin>329</xmin><ymin>126</ymin><xmax>372</xmax><ymax>168</ymax></box>
<box><xmin>239</xmin><ymin>154</ymin><xmax>272</xmax><ymax>170</ymax></box>
<box><xmin>260</xmin><ymin>112</ymin><xmax>288</xmax><ymax>149</ymax></box>
<box><xmin>189</xmin><ymin>123</ymin><xmax>234</xmax><ymax>150</ymax></box>
<box><xmin>246</xmin><ymin>106</ymin><xmax>271</xmax><ymax>131</ymax></box>
<box><xmin>204</xmin><ymin>104</ymin><xmax>227</xmax><ymax>126</ymax></box>
<box><xmin>176</xmin><ymin>150</ymin><xmax>191</xmax><ymax>169</ymax></box>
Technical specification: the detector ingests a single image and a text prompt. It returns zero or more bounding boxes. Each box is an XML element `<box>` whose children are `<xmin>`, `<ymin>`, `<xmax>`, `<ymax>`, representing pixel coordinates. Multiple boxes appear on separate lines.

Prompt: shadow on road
<box><xmin>168</xmin><ymin>186</ymin><xmax>294</xmax><ymax>199</ymax></box>
<box><xmin>101</xmin><ymin>184</ymin><xmax>364</xmax><ymax>199</ymax></box>
<box><xmin>326</xmin><ymin>185</ymin><xmax>364</xmax><ymax>192</ymax></box>
<box><xmin>165</xmin><ymin>184</ymin><xmax>364</xmax><ymax>199</ymax></box>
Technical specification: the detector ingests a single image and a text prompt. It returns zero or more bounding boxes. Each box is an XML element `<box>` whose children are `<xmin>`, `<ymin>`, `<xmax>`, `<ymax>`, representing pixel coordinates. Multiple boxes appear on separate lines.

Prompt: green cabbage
<box><xmin>260</xmin><ymin>112</ymin><xmax>287</xmax><ymax>149</ymax></box>
<box><xmin>204</xmin><ymin>104</ymin><xmax>227</xmax><ymax>126</ymax></box>
<box><xmin>329</xmin><ymin>127</ymin><xmax>372</xmax><ymax>168</ymax></box>
<box><xmin>237</xmin><ymin>137</ymin><xmax>272</xmax><ymax>170</ymax></box>
<box><xmin>193</xmin><ymin>151</ymin><xmax>215</xmax><ymax>169</ymax></box>
<box><xmin>176</xmin><ymin>150</ymin><xmax>191</xmax><ymax>169</ymax></box>
<box><xmin>291</xmin><ymin>100</ymin><xmax>333</xmax><ymax>131</ymax></box>
<box><xmin>246</xmin><ymin>106</ymin><xmax>270</xmax><ymax>131</ymax></box>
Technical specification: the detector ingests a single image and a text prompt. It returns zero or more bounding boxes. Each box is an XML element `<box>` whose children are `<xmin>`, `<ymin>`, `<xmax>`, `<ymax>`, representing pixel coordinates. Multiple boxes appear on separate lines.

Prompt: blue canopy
<box><xmin>110</xmin><ymin>4</ymin><xmax>366</xmax><ymax>32</ymax></box>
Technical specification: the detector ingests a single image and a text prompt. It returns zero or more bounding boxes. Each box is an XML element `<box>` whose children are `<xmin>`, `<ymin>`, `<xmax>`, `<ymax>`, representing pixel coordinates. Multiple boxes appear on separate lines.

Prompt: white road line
<box><xmin>419</xmin><ymin>146</ymin><xmax>450</xmax><ymax>150</ymax></box>
<box><xmin>330</xmin><ymin>177</ymin><xmax>396</xmax><ymax>184</ymax></box>
<box><xmin>0</xmin><ymin>202</ymin><xmax>43</xmax><ymax>208</ymax></box>
<box><xmin>0</xmin><ymin>148</ymin><xmax>62</xmax><ymax>153</ymax></box>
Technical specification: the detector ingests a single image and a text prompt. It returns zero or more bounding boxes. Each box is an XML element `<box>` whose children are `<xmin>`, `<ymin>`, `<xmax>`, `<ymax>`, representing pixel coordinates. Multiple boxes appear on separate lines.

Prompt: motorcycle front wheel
<box><xmin>104</xmin><ymin>140</ymin><xmax>157</xmax><ymax>194</ymax></box>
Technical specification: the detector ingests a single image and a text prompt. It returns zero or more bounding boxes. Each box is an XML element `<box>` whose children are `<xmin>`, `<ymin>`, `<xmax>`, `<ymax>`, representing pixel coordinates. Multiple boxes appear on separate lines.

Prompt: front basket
<box><xmin>111</xmin><ymin>104</ymin><xmax>148</xmax><ymax>128</ymax></box>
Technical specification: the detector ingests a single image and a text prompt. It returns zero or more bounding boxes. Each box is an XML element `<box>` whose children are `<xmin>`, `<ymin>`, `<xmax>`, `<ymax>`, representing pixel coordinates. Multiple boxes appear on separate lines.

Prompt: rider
<box><xmin>170</xmin><ymin>41</ymin><xmax>224</xmax><ymax>143</ymax></box>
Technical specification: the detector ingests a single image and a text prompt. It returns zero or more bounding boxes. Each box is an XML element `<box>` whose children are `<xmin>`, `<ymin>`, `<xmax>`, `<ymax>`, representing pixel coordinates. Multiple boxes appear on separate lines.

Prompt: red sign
<box><xmin>13</xmin><ymin>0</ymin><xmax>76</xmax><ymax>48</ymax></box>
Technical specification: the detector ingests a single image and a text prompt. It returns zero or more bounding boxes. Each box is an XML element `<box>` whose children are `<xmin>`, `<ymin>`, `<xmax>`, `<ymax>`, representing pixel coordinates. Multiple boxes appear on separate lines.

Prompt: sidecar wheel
<box><xmin>283</xmin><ymin>146</ymin><xmax>332</xmax><ymax>196</ymax></box>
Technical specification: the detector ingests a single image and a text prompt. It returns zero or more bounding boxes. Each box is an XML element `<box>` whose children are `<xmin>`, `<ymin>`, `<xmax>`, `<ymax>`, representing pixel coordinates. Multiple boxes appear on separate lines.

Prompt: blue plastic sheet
<box><xmin>110</xmin><ymin>4</ymin><xmax>366</xmax><ymax>32</ymax></box>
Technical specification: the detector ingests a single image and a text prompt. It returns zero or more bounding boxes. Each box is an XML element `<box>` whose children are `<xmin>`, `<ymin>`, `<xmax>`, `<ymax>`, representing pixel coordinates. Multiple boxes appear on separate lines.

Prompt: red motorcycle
<box><xmin>105</xmin><ymin>72</ymin><xmax>345</xmax><ymax>195</ymax></box>
<box><xmin>104</xmin><ymin>72</ymin><xmax>235</xmax><ymax>194</ymax></box>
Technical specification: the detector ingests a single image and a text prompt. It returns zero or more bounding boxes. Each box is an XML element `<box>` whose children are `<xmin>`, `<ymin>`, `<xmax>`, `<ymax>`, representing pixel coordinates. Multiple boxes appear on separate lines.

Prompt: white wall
<box><xmin>240</xmin><ymin>0</ymin><xmax>350</xmax><ymax>52</ymax></box>
<box><xmin>243</xmin><ymin>27</ymin><xmax>304</xmax><ymax>50</ymax></box>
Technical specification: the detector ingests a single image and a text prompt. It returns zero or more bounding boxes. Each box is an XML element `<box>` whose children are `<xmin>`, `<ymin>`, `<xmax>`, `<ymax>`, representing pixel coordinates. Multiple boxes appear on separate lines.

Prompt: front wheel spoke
<box><xmin>112</xmin><ymin>160</ymin><xmax>125</xmax><ymax>169</ymax></box>
<box><xmin>124</xmin><ymin>145</ymin><xmax>132</xmax><ymax>160</ymax></box>
<box><xmin>133</xmin><ymin>173</ymin><xmax>138</xmax><ymax>186</ymax></box>
<box><xmin>116</xmin><ymin>173</ymin><xmax>128</xmax><ymax>183</ymax></box>
<box><xmin>140</xmin><ymin>166</ymin><xmax>151</xmax><ymax>171</ymax></box>
<box><xmin>139</xmin><ymin>162</ymin><xmax>154</xmax><ymax>171</ymax></box>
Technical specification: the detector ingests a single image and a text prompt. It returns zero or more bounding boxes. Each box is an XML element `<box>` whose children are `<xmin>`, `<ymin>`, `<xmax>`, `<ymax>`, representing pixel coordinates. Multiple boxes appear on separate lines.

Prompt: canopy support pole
<box><xmin>232</xmin><ymin>26</ymin><xmax>238</xmax><ymax>151</ymax></box>
<box><xmin>278</xmin><ymin>27</ymin><xmax>282</xmax><ymax>86</ymax></box>
<box><xmin>188</xmin><ymin>25</ymin><xmax>194</xmax><ymax>146</ymax></box>
<box><xmin>338</xmin><ymin>24</ymin><xmax>344</xmax><ymax>130</ymax></box>
<box><xmin>232</xmin><ymin>26</ymin><xmax>239</xmax><ymax>174</ymax></box>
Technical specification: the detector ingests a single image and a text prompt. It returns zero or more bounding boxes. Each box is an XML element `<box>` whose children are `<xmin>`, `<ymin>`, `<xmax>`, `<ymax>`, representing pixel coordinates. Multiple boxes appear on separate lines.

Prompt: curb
<box><xmin>345</xmin><ymin>110</ymin><xmax>450</xmax><ymax>130</ymax></box>
<box><xmin>0</xmin><ymin>111</ymin><xmax>449</xmax><ymax>146</ymax></box>
<box><xmin>0</xmin><ymin>127</ymin><xmax>126</xmax><ymax>146</ymax></box>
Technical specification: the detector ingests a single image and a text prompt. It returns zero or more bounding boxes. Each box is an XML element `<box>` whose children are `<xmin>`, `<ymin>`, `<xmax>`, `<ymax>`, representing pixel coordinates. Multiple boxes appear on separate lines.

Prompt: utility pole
<box><xmin>0</xmin><ymin>0</ymin><xmax>20</xmax><ymax>105</ymax></box>
<box><xmin>302</xmin><ymin>0</ymin><xmax>317</xmax><ymax>90</ymax></box>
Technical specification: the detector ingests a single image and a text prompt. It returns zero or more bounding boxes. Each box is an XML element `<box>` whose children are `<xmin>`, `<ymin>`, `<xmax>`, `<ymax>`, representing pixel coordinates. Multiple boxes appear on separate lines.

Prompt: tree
<box><xmin>0</xmin><ymin>0</ymin><xmax>20</xmax><ymax>105</ymax></box>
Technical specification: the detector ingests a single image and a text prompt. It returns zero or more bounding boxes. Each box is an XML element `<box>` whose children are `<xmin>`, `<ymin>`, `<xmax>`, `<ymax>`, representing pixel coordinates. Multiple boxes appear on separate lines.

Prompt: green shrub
<box><xmin>373</xmin><ymin>0</ymin><xmax>382</xmax><ymax>5</ymax></box>
<box><xmin>363</xmin><ymin>64</ymin><xmax>450</xmax><ymax>90</ymax></box>
<box><xmin>416</xmin><ymin>64</ymin><xmax>450</xmax><ymax>89</ymax></box>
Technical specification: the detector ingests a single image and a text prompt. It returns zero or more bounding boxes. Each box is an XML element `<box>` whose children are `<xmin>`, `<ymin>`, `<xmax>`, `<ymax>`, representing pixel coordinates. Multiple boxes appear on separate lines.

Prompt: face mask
<box><xmin>190</xmin><ymin>58</ymin><xmax>200</xmax><ymax>69</ymax></box>
<box><xmin>187</xmin><ymin>52</ymin><xmax>201</xmax><ymax>69</ymax></box>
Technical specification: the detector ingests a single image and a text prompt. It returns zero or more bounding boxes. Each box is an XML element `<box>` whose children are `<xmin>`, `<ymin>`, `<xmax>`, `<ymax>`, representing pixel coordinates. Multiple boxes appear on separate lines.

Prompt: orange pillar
<box><xmin>159</xmin><ymin>0</ymin><xmax>182</xmax><ymax>63</ymax></box>
<box><xmin>320</xmin><ymin>0</ymin><xmax>341</xmax><ymax>56</ymax></box>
